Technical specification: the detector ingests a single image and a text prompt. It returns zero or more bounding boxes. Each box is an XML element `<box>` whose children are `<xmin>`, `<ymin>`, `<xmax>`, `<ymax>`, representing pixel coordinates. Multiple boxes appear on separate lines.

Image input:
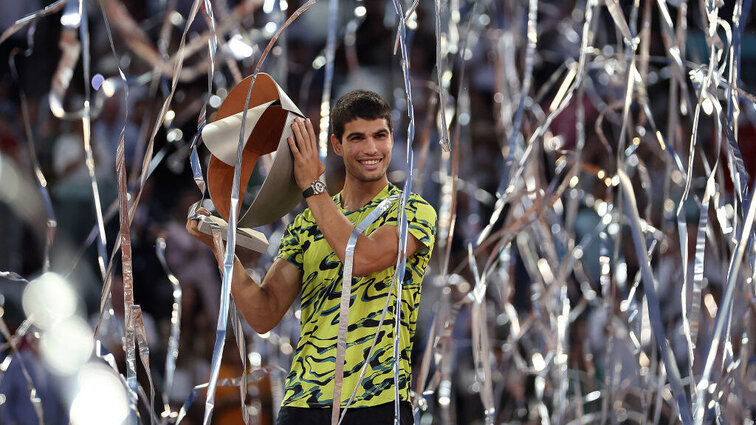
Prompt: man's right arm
<box><xmin>230</xmin><ymin>256</ymin><xmax>302</xmax><ymax>334</ymax></box>
<box><xmin>186</xmin><ymin>210</ymin><xmax>302</xmax><ymax>334</ymax></box>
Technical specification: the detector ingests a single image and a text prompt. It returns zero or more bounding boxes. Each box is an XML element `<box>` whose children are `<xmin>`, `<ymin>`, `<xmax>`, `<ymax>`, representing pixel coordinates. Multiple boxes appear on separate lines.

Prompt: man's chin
<box><xmin>345</xmin><ymin>164</ymin><xmax>389</xmax><ymax>183</ymax></box>
<box><xmin>357</xmin><ymin>175</ymin><xmax>384</xmax><ymax>183</ymax></box>
<box><xmin>354</xmin><ymin>172</ymin><xmax>386</xmax><ymax>183</ymax></box>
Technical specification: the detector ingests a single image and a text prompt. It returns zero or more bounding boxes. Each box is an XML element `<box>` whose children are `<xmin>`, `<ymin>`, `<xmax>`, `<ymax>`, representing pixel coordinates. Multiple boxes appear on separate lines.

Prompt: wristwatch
<box><xmin>303</xmin><ymin>179</ymin><xmax>327</xmax><ymax>198</ymax></box>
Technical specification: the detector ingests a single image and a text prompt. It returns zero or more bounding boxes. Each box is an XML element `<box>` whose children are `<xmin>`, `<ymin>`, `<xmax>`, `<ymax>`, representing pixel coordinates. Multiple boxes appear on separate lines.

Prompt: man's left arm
<box><xmin>307</xmin><ymin>198</ymin><xmax>424</xmax><ymax>276</ymax></box>
<box><xmin>286</xmin><ymin>118</ymin><xmax>428</xmax><ymax>277</ymax></box>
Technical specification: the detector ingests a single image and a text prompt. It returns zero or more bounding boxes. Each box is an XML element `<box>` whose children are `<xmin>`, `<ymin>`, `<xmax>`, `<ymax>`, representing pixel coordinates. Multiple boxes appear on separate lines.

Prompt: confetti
<box><xmin>1</xmin><ymin>0</ymin><xmax>755</xmax><ymax>424</ymax></box>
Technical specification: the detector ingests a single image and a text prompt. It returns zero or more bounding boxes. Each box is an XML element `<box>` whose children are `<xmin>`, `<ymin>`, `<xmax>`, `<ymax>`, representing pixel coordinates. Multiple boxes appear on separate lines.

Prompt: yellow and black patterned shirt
<box><xmin>277</xmin><ymin>183</ymin><xmax>436</xmax><ymax>408</ymax></box>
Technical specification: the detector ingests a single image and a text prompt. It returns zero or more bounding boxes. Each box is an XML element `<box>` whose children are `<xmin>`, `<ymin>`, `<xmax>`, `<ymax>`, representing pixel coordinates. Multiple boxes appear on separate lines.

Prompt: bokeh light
<box><xmin>40</xmin><ymin>316</ymin><xmax>94</xmax><ymax>376</ymax></box>
<box><xmin>70</xmin><ymin>363</ymin><xmax>129</xmax><ymax>425</ymax></box>
<box><xmin>22</xmin><ymin>272</ymin><xmax>78</xmax><ymax>329</ymax></box>
<box><xmin>228</xmin><ymin>35</ymin><xmax>255</xmax><ymax>60</ymax></box>
<box><xmin>91</xmin><ymin>74</ymin><xmax>105</xmax><ymax>91</ymax></box>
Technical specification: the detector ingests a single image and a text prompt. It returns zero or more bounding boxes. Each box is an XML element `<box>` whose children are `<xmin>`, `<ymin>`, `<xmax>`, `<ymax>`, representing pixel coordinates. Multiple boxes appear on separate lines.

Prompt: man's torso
<box><xmin>276</xmin><ymin>184</ymin><xmax>436</xmax><ymax>408</ymax></box>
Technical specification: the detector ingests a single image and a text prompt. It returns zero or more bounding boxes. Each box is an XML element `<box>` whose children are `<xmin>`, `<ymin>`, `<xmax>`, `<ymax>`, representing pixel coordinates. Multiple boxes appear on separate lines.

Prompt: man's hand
<box><xmin>185</xmin><ymin>207</ymin><xmax>215</xmax><ymax>248</ymax></box>
<box><xmin>287</xmin><ymin>118</ymin><xmax>325</xmax><ymax>190</ymax></box>
<box><xmin>187</xmin><ymin>206</ymin><xmax>302</xmax><ymax>335</ymax></box>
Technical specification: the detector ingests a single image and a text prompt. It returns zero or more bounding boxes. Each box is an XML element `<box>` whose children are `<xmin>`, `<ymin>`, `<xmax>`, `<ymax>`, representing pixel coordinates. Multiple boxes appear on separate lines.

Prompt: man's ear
<box><xmin>331</xmin><ymin>134</ymin><xmax>343</xmax><ymax>156</ymax></box>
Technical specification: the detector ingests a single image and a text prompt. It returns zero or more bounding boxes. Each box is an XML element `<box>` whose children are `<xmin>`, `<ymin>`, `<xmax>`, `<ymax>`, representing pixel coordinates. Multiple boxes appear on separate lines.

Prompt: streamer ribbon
<box><xmin>332</xmin><ymin>194</ymin><xmax>399</xmax><ymax>425</ymax></box>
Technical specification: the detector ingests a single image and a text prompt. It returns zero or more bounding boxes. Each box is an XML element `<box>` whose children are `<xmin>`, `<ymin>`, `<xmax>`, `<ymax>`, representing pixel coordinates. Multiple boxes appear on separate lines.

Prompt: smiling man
<box><xmin>188</xmin><ymin>90</ymin><xmax>436</xmax><ymax>425</ymax></box>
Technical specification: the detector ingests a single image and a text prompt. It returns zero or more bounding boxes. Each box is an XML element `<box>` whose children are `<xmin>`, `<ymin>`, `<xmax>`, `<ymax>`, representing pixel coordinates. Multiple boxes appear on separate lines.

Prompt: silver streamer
<box><xmin>229</xmin><ymin>304</ymin><xmax>251</xmax><ymax>424</ymax></box>
<box><xmin>0</xmin><ymin>317</ymin><xmax>45</xmax><ymax>425</ymax></box>
<box><xmin>50</xmin><ymin>0</ymin><xmax>110</xmax><ymax>282</ymax></box>
<box><xmin>3</xmin><ymin>0</ymin><xmax>756</xmax><ymax>424</ymax></box>
<box><xmin>467</xmin><ymin>244</ymin><xmax>495</xmax><ymax>424</ymax></box>
<box><xmin>155</xmin><ymin>237</ymin><xmax>182</xmax><ymax>419</ymax></box>
<box><xmin>333</xmin><ymin>194</ymin><xmax>400</xmax><ymax>425</ymax></box>
<box><xmin>203</xmin><ymin>4</ymin><xmax>313</xmax><ymax>424</ymax></box>
<box><xmin>174</xmin><ymin>366</ymin><xmax>286</xmax><ymax>424</ymax></box>
<box><xmin>204</xmin><ymin>223</ymin><xmax>226</xmax><ymax>425</ymax></box>
<box><xmin>9</xmin><ymin>51</ymin><xmax>57</xmax><ymax>273</ymax></box>
<box><xmin>317</xmin><ymin>0</ymin><xmax>339</xmax><ymax>162</ymax></box>
<box><xmin>619</xmin><ymin>170</ymin><xmax>693</xmax><ymax>423</ymax></box>
<box><xmin>433</xmin><ymin>0</ymin><xmax>451</xmax><ymax>152</ymax></box>
<box><xmin>388</xmin><ymin>0</ymin><xmax>418</xmax><ymax>422</ymax></box>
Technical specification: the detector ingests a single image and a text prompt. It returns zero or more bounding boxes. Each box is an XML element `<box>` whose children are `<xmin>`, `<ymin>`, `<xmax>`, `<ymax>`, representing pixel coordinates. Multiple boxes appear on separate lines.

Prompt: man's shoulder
<box><xmin>385</xmin><ymin>185</ymin><xmax>434</xmax><ymax>208</ymax></box>
<box><xmin>290</xmin><ymin>208</ymin><xmax>316</xmax><ymax>227</ymax></box>
<box><xmin>279</xmin><ymin>208</ymin><xmax>319</xmax><ymax>248</ymax></box>
<box><xmin>407</xmin><ymin>191</ymin><xmax>433</xmax><ymax>207</ymax></box>
<box><xmin>378</xmin><ymin>187</ymin><xmax>436</xmax><ymax>221</ymax></box>
<box><xmin>405</xmin><ymin>192</ymin><xmax>437</xmax><ymax>219</ymax></box>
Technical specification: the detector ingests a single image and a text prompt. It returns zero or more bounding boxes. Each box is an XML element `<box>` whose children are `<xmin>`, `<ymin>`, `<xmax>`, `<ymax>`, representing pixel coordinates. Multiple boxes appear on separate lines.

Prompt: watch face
<box><xmin>313</xmin><ymin>181</ymin><xmax>326</xmax><ymax>193</ymax></box>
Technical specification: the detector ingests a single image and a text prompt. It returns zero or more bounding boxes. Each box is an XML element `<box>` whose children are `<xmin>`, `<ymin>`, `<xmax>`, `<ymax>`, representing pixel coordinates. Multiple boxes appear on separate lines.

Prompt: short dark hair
<box><xmin>331</xmin><ymin>90</ymin><xmax>392</xmax><ymax>141</ymax></box>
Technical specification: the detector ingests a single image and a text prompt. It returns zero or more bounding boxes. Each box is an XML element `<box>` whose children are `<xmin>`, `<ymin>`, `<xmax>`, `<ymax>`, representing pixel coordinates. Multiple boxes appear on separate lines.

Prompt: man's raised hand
<box><xmin>287</xmin><ymin>118</ymin><xmax>325</xmax><ymax>191</ymax></box>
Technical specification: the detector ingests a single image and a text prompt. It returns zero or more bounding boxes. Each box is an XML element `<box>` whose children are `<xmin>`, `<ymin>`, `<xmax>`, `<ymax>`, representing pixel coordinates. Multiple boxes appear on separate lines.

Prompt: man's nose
<box><xmin>364</xmin><ymin>137</ymin><xmax>379</xmax><ymax>153</ymax></box>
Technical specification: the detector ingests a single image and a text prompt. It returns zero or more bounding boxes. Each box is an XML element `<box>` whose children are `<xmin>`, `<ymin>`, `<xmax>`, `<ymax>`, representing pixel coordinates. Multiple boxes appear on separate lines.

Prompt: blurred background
<box><xmin>1</xmin><ymin>0</ymin><xmax>756</xmax><ymax>424</ymax></box>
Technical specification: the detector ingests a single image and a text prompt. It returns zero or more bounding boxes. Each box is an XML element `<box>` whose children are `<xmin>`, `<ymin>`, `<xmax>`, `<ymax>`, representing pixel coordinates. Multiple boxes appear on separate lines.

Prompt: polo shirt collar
<box><xmin>337</xmin><ymin>183</ymin><xmax>396</xmax><ymax>213</ymax></box>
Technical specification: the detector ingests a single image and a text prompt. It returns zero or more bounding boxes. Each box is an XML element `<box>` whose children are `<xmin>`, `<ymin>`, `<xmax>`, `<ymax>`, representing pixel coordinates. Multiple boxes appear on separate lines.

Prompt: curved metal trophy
<box><xmin>198</xmin><ymin>73</ymin><xmax>304</xmax><ymax>252</ymax></box>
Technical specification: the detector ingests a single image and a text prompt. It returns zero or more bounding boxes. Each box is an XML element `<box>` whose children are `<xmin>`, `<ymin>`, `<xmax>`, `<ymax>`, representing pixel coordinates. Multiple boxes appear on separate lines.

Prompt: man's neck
<box><xmin>340</xmin><ymin>177</ymin><xmax>389</xmax><ymax>211</ymax></box>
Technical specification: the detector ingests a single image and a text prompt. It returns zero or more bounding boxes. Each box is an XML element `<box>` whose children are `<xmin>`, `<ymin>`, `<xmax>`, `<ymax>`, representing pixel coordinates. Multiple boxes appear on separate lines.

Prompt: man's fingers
<box><xmin>305</xmin><ymin>118</ymin><xmax>317</xmax><ymax>150</ymax></box>
<box><xmin>287</xmin><ymin>136</ymin><xmax>301</xmax><ymax>158</ymax></box>
<box><xmin>292</xmin><ymin>118</ymin><xmax>310</xmax><ymax>156</ymax></box>
<box><xmin>185</xmin><ymin>219</ymin><xmax>203</xmax><ymax>239</ymax></box>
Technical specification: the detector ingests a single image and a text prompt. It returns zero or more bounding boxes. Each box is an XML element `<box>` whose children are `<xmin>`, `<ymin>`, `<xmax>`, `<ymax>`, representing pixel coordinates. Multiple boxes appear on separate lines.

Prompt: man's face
<box><xmin>332</xmin><ymin>117</ymin><xmax>393</xmax><ymax>183</ymax></box>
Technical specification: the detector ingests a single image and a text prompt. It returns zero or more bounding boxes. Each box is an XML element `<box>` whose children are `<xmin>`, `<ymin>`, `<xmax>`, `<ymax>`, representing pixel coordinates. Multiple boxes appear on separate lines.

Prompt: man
<box><xmin>187</xmin><ymin>90</ymin><xmax>436</xmax><ymax>425</ymax></box>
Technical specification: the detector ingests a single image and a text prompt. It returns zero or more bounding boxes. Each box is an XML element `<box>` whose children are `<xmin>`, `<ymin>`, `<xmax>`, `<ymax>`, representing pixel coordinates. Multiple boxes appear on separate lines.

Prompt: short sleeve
<box><xmin>276</xmin><ymin>221</ymin><xmax>303</xmax><ymax>270</ymax></box>
<box><xmin>405</xmin><ymin>196</ymin><xmax>437</xmax><ymax>255</ymax></box>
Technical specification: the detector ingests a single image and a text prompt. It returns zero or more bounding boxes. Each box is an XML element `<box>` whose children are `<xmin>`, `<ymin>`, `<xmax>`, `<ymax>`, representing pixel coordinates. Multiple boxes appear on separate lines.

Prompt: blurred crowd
<box><xmin>1</xmin><ymin>0</ymin><xmax>756</xmax><ymax>424</ymax></box>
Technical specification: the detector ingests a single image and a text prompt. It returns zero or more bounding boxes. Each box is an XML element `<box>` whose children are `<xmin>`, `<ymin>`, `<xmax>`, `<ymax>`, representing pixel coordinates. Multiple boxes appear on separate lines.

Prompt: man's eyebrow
<box><xmin>345</xmin><ymin>131</ymin><xmax>366</xmax><ymax>140</ymax></box>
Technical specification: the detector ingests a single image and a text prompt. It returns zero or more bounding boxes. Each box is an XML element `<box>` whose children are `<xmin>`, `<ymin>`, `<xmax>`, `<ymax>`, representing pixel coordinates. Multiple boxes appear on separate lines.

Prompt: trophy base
<box><xmin>197</xmin><ymin>215</ymin><xmax>270</xmax><ymax>254</ymax></box>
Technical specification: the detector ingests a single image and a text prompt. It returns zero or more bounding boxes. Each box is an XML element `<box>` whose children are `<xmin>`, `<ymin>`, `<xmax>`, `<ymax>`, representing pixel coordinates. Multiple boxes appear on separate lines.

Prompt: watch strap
<box><xmin>303</xmin><ymin>180</ymin><xmax>325</xmax><ymax>198</ymax></box>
